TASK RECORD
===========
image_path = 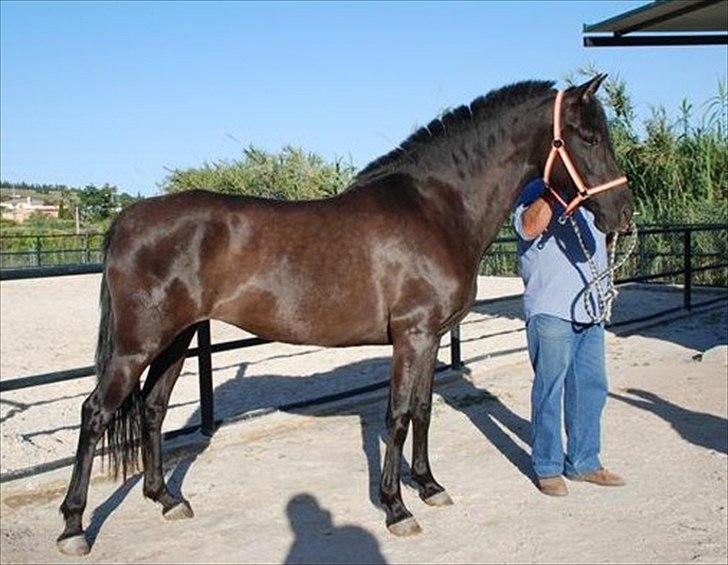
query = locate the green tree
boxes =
[162,145,356,200]
[78,184,116,222]
[56,189,78,220]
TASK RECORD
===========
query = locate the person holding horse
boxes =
[513,177,627,497]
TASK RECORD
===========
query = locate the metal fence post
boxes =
[683,228,692,310]
[35,236,42,267]
[450,325,462,370]
[197,321,215,436]
[84,234,91,264]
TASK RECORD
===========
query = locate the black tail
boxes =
[96,219,144,481]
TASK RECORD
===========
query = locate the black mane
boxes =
[356,80,555,181]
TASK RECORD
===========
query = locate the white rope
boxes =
[569,216,638,324]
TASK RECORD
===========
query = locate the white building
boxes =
[0,196,60,223]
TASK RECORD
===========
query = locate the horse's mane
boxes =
[355,80,556,182]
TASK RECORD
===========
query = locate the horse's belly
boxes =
[211,281,390,347]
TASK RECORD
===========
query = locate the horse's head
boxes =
[549,74,634,234]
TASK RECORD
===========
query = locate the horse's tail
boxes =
[96,218,144,481]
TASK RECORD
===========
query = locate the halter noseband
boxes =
[543,90,628,222]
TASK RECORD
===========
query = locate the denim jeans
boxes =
[526,314,608,478]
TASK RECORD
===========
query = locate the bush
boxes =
[580,69,727,225]
[162,145,357,200]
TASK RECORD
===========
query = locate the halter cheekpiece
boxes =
[543,90,628,223]
[542,89,636,324]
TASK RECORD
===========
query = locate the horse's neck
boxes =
[442,98,552,266]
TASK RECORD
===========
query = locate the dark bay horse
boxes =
[57,76,633,555]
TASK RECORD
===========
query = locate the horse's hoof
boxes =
[387,516,422,537]
[56,534,90,556]
[163,500,194,521]
[423,490,453,507]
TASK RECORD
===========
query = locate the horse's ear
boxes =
[575,73,608,104]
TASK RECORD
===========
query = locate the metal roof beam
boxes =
[584,34,728,47]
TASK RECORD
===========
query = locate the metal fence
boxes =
[0,232,105,270]
[2,223,727,284]
[1,224,726,452]
[479,223,728,288]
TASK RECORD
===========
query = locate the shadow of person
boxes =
[610,388,728,455]
[284,493,387,565]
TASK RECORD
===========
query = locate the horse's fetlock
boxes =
[143,484,163,501]
[60,496,85,517]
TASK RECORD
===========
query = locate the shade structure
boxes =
[583,0,728,47]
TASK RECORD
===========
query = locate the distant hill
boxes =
[1,181,141,207]
[0,181,77,193]
[0,182,74,206]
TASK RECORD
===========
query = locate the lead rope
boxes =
[569,216,639,324]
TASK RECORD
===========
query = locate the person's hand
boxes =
[521,196,554,239]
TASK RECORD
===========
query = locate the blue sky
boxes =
[1,1,726,196]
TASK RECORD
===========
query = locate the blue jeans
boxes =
[526,314,608,478]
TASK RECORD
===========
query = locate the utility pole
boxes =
[75,206,80,235]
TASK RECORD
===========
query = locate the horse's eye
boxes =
[583,134,599,146]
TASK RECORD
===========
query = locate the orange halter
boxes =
[543,90,628,221]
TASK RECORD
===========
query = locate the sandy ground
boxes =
[0,274,727,563]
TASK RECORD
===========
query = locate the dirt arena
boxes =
[1,274,726,563]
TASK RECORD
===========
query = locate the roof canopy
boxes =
[583,0,728,47]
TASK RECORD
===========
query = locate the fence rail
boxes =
[1,224,727,445]
[0,232,104,271]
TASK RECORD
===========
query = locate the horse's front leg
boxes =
[380,328,439,536]
[410,338,453,507]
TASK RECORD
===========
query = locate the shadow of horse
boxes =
[85,353,535,549]
[167,357,534,505]
[168,357,399,509]
[85,475,142,547]
[610,388,727,455]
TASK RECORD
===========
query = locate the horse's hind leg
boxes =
[57,355,148,556]
[411,344,453,507]
[140,325,198,519]
[380,329,439,536]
